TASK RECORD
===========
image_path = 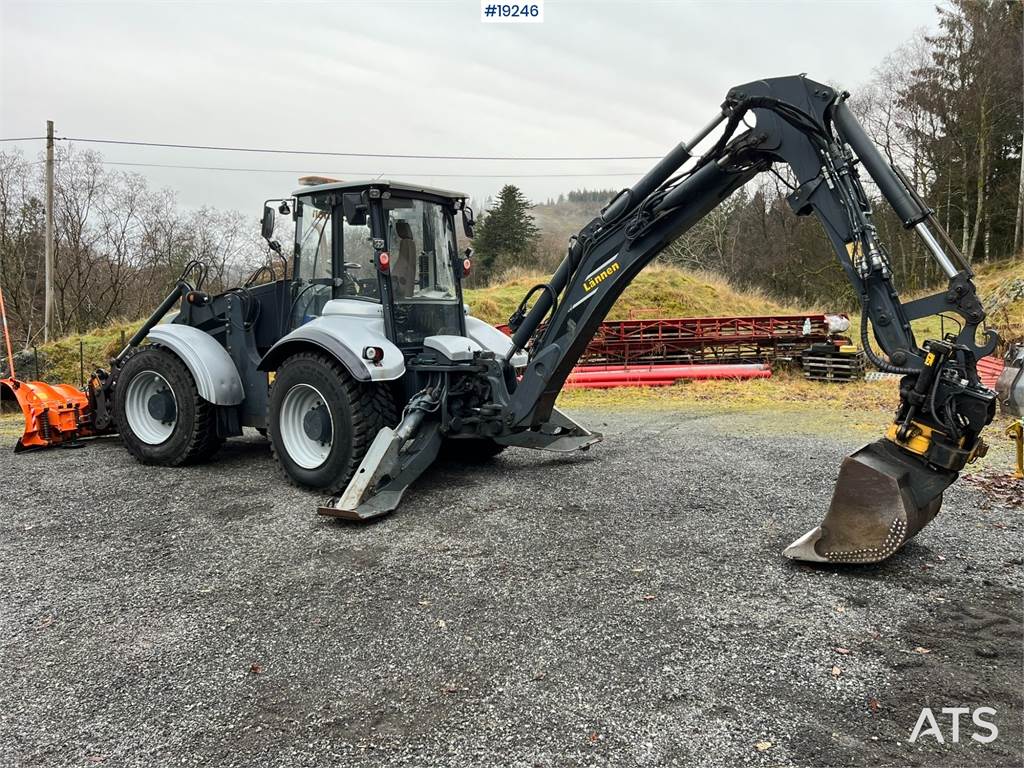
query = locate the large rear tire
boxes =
[114,346,222,465]
[268,352,392,494]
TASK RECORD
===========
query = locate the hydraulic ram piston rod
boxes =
[914,222,959,279]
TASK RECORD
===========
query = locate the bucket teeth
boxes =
[784,439,954,564]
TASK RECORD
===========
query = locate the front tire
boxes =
[114,346,222,465]
[268,353,391,493]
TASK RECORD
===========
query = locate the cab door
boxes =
[291,193,383,329]
[378,196,466,348]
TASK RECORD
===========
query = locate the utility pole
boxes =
[44,119,54,342]
[1016,23,1024,255]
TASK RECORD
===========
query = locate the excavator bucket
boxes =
[0,378,93,451]
[784,439,956,564]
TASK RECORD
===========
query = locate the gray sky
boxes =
[1,0,938,214]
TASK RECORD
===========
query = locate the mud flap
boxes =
[784,439,956,564]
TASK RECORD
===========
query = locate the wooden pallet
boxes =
[802,351,865,382]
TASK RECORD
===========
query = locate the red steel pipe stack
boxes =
[564,363,771,389]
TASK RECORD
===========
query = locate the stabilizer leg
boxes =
[494,407,603,452]
[318,396,442,521]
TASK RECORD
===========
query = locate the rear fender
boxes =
[146,325,244,405]
[257,315,404,381]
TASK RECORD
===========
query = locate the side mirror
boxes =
[261,205,275,240]
[462,206,475,239]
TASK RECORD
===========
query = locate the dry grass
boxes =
[0,411,23,438]
[463,264,793,326]
[558,369,898,417]
[18,319,138,384]
[557,370,1020,477]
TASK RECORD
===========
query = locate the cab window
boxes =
[387,199,457,302]
[386,198,463,345]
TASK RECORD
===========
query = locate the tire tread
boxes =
[115,346,222,466]
[268,352,396,493]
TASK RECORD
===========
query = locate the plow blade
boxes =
[784,439,955,564]
[1,378,95,451]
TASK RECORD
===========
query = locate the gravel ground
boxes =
[0,407,1020,768]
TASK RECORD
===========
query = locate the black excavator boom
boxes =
[328,74,998,564]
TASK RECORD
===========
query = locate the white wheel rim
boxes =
[279,383,334,470]
[124,370,177,445]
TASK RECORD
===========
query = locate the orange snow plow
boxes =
[0,377,99,451]
[0,278,104,451]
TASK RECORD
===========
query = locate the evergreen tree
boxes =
[471,184,540,280]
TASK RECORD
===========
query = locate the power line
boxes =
[100,160,644,179]
[56,136,663,162]
[0,137,46,142]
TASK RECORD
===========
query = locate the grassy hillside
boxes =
[463,264,794,326]
[5,320,137,386]
[976,258,1023,343]
[4,265,792,384]
[8,259,1019,387]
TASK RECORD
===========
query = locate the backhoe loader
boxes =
[1,75,999,564]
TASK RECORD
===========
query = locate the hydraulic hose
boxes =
[508,283,558,334]
[859,306,922,376]
[113,280,190,366]
[833,102,929,230]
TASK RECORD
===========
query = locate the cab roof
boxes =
[292,179,468,201]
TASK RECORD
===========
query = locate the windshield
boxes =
[386,198,462,345]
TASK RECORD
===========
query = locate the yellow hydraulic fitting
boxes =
[1007,419,1023,480]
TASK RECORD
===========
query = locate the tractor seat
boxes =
[393,220,416,298]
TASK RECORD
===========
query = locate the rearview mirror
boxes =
[462,206,475,239]
[261,205,275,240]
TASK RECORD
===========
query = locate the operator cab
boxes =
[288,180,474,349]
